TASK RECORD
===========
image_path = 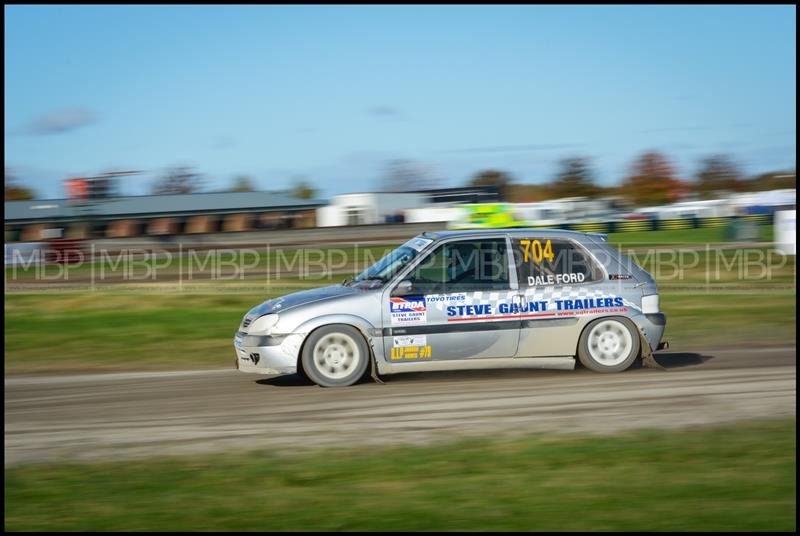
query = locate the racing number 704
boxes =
[520,239,555,264]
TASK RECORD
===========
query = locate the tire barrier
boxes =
[557,214,775,234]
[43,238,85,265]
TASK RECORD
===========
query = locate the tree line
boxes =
[4,166,317,201]
[5,151,796,204]
[464,152,795,206]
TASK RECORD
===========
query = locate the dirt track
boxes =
[4,346,795,466]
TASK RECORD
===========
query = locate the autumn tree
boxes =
[291,178,317,200]
[621,151,683,206]
[695,155,743,198]
[550,157,600,199]
[228,175,256,192]
[468,169,514,200]
[5,167,36,201]
[740,170,796,192]
[151,166,204,195]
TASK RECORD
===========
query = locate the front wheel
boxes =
[577,317,640,373]
[301,325,370,387]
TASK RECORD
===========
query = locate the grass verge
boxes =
[608,225,773,245]
[4,418,796,531]
[4,287,795,374]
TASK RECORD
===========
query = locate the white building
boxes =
[728,189,796,211]
[404,204,466,224]
[637,199,736,220]
[513,197,626,224]
[775,210,796,255]
[316,193,428,227]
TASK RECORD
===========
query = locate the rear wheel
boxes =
[301,325,370,387]
[577,317,640,373]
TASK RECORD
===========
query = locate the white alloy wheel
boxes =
[301,325,370,387]
[312,332,361,380]
[577,317,640,373]
[587,319,633,366]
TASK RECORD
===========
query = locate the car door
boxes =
[510,235,609,357]
[382,236,520,363]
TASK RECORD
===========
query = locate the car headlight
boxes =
[641,294,660,314]
[248,314,280,334]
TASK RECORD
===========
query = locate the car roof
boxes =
[422,228,607,242]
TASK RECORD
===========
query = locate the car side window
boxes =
[403,238,510,294]
[512,237,602,287]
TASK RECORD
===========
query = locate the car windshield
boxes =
[349,236,434,287]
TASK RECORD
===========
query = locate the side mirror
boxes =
[392,280,413,296]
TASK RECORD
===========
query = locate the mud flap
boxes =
[370,355,385,384]
[368,339,385,385]
[637,325,667,371]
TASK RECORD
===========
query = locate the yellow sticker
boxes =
[391,345,432,360]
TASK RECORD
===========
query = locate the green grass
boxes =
[608,225,774,246]
[660,292,796,347]
[4,291,795,374]
[4,418,795,531]
[4,283,795,374]
[627,247,796,286]
[4,291,276,373]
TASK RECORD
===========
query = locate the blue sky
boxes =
[4,5,796,199]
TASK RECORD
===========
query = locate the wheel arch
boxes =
[293,314,379,374]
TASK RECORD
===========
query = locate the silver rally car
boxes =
[234,229,667,387]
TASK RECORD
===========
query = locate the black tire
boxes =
[300,325,370,387]
[577,316,640,373]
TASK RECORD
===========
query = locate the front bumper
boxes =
[233,331,303,374]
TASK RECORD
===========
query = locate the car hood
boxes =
[248,285,364,318]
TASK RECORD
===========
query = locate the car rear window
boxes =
[511,237,603,287]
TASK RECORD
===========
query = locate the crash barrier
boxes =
[43,238,86,264]
[557,214,774,234]
[5,214,775,247]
